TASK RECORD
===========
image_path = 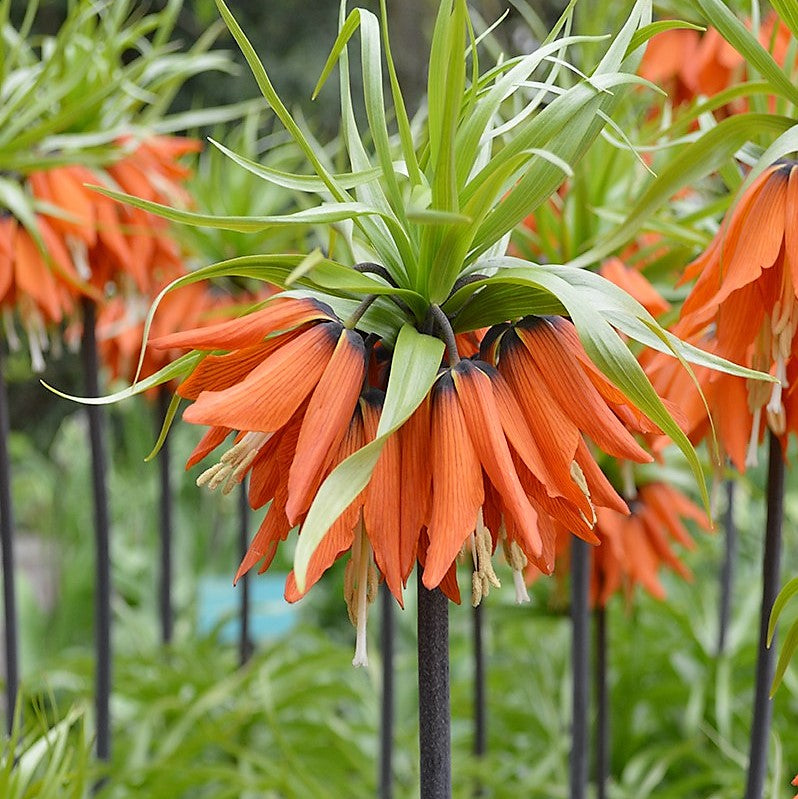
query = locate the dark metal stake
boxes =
[238,478,251,666]
[595,605,609,799]
[570,537,590,799]
[0,346,19,734]
[417,574,451,799]
[744,431,784,799]
[156,387,173,645]
[379,581,395,799]
[81,298,111,765]
[717,479,736,655]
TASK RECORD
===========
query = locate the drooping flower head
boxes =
[527,477,711,608]
[653,161,798,469]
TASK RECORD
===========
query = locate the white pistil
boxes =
[351,517,372,668]
[745,405,762,468]
[766,353,787,434]
[502,534,530,605]
[513,569,530,604]
[66,236,91,280]
[196,431,271,493]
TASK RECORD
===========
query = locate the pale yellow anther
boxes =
[471,571,483,607]
[343,559,357,626]
[469,510,501,607]
[570,460,596,526]
[366,561,378,604]
[196,431,271,494]
[196,461,226,488]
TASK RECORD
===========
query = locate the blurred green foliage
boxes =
[2,395,796,797]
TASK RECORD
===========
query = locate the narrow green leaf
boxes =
[770,0,798,39]
[144,392,183,462]
[771,620,798,696]
[213,0,348,203]
[379,0,422,185]
[91,185,387,231]
[208,138,383,192]
[294,325,444,591]
[43,352,203,406]
[625,20,705,59]
[768,577,798,645]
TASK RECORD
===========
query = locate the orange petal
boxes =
[574,439,629,515]
[417,529,461,604]
[14,226,62,321]
[286,329,366,524]
[151,297,334,351]
[399,397,431,583]
[0,217,17,302]
[517,318,652,463]
[234,499,289,583]
[497,328,581,481]
[423,373,484,589]
[177,334,299,400]
[453,360,542,558]
[600,258,670,317]
[284,512,357,602]
[361,393,404,603]
[186,425,231,469]
[183,323,338,432]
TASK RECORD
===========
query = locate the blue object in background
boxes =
[197,573,297,643]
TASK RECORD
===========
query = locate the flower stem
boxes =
[238,478,252,666]
[156,386,173,645]
[344,294,378,330]
[0,344,19,735]
[473,601,486,797]
[744,431,784,799]
[570,537,590,799]
[595,604,609,799]
[717,479,737,655]
[81,298,111,765]
[379,582,395,799]
[430,305,459,366]
[417,574,451,799]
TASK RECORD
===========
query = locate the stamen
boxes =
[571,460,596,526]
[25,319,46,373]
[343,558,357,626]
[195,432,271,493]
[66,236,91,280]
[470,510,500,607]
[620,461,637,502]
